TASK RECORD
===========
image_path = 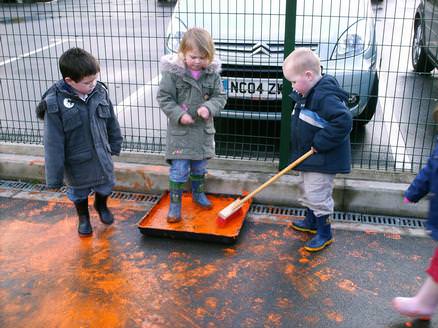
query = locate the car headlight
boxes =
[165,17,187,53]
[332,19,371,59]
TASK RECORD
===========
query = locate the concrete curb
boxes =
[0,142,428,218]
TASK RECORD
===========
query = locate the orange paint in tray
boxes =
[137,191,251,243]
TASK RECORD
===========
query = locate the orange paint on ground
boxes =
[315,268,335,282]
[299,258,310,264]
[276,297,292,308]
[348,250,367,259]
[266,313,282,326]
[303,315,320,325]
[205,297,218,309]
[298,248,309,257]
[384,233,402,240]
[227,267,238,278]
[223,248,236,255]
[323,298,335,307]
[137,192,251,242]
[338,279,357,293]
[284,263,321,299]
[325,310,344,322]
[284,263,295,274]
[195,307,208,318]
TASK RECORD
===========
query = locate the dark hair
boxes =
[59,48,100,82]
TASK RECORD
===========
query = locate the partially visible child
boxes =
[36,47,123,237]
[282,48,352,252]
[157,27,227,223]
[392,105,438,320]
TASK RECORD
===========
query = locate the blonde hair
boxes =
[283,48,321,76]
[178,27,215,64]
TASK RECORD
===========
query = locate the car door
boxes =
[424,0,438,63]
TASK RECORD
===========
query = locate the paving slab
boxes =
[0,193,437,328]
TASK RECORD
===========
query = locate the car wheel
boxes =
[412,18,435,73]
[353,73,379,127]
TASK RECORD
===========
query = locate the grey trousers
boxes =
[298,172,335,217]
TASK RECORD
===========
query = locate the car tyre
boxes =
[353,73,379,127]
[412,18,435,73]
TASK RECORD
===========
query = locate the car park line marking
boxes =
[381,96,412,170]
[115,74,161,115]
[0,38,76,67]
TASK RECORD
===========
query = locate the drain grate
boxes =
[110,191,160,203]
[249,204,426,229]
[0,179,159,204]
[0,179,426,229]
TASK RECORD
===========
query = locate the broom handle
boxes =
[235,149,314,207]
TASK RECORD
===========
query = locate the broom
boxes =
[217,149,315,224]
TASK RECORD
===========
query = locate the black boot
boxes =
[74,199,92,236]
[94,193,114,225]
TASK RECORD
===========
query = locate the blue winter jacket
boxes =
[405,140,438,241]
[36,80,123,189]
[289,75,352,174]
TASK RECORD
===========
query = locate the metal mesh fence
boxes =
[0,0,437,172]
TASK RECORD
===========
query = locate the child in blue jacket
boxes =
[392,107,438,319]
[282,48,352,252]
[36,48,123,237]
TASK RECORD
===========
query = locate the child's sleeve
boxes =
[201,74,227,116]
[312,95,352,152]
[404,156,432,202]
[157,72,185,124]
[43,108,65,188]
[106,98,123,156]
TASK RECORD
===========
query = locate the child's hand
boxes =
[197,106,210,120]
[180,113,194,125]
[403,197,411,204]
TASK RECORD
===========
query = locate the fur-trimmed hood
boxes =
[159,53,222,76]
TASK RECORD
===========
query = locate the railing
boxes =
[0,0,437,172]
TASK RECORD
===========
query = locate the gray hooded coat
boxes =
[37,80,123,189]
[157,54,227,161]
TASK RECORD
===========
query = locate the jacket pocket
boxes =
[176,81,190,101]
[97,103,111,119]
[204,126,216,134]
[62,109,82,132]
[202,83,214,100]
[171,129,188,136]
[68,150,92,164]
[304,152,325,166]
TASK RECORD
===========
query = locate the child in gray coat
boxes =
[36,48,123,237]
[157,27,227,223]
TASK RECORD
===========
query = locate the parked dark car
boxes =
[412,0,438,73]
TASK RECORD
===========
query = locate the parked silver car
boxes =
[164,0,379,153]
[412,0,438,73]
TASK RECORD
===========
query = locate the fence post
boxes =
[279,0,297,169]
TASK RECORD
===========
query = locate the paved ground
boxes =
[0,188,437,328]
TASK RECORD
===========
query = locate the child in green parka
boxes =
[157,27,227,223]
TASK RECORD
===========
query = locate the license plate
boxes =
[222,78,283,100]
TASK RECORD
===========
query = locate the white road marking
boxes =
[0,38,78,67]
[380,94,412,170]
[115,74,161,115]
